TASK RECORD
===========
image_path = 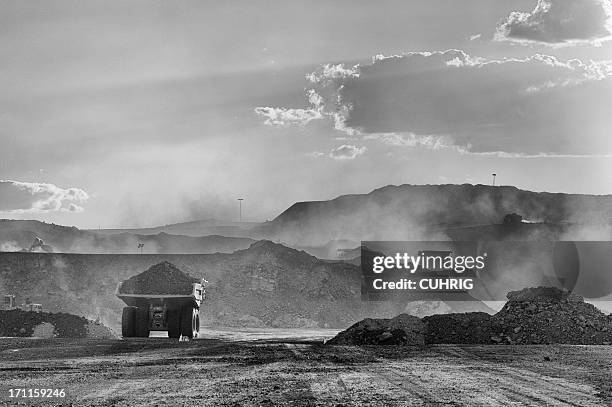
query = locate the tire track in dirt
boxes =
[286,344,364,405]
[283,343,307,358]
[424,346,602,406]
[475,365,600,406]
[353,359,603,406]
[304,344,602,406]
[373,367,451,405]
[309,374,354,405]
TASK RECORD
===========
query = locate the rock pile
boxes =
[327,314,425,346]
[119,261,200,295]
[491,287,612,345]
[423,312,500,344]
[0,310,115,338]
[330,287,612,346]
[86,320,116,339]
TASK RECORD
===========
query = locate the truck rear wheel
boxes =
[180,306,198,338]
[121,307,136,338]
[134,308,150,338]
[167,309,181,338]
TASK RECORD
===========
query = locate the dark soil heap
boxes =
[423,312,501,344]
[492,287,612,345]
[327,314,425,346]
[0,309,111,338]
[330,287,612,346]
[119,261,200,295]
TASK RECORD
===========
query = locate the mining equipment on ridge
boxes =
[116,261,205,339]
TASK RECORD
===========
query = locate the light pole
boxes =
[237,198,244,222]
[492,173,497,186]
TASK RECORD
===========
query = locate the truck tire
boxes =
[194,308,200,338]
[167,309,181,338]
[134,308,150,338]
[180,306,198,338]
[122,307,136,338]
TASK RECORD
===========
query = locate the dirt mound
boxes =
[327,314,425,346]
[423,287,612,345]
[423,312,500,344]
[86,321,116,339]
[506,286,574,302]
[0,310,114,338]
[337,287,612,346]
[119,261,200,295]
[491,287,612,345]
[422,287,612,345]
[404,299,494,318]
[32,322,56,338]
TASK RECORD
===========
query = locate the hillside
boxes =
[92,219,259,238]
[0,220,254,254]
[4,184,612,255]
[0,241,491,330]
[253,184,612,246]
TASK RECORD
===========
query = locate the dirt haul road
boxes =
[0,338,610,406]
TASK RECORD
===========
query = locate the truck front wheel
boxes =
[121,307,136,338]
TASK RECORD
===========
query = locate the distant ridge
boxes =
[91,218,260,238]
[253,184,612,245]
[0,219,255,254]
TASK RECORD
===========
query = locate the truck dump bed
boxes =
[115,281,204,308]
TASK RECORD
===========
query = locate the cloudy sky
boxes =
[1,0,611,228]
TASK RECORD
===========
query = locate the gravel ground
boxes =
[0,337,611,406]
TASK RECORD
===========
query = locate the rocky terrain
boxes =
[0,309,114,338]
[334,287,612,346]
[1,338,611,406]
[492,287,612,345]
[423,312,499,344]
[327,314,425,346]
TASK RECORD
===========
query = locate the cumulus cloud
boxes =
[254,106,322,126]
[258,49,612,156]
[329,145,366,160]
[363,133,457,150]
[0,180,89,213]
[496,0,612,45]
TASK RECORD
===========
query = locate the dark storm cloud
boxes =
[497,0,612,45]
[0,180,89,213]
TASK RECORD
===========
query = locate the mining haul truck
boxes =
[115,281,204,339]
